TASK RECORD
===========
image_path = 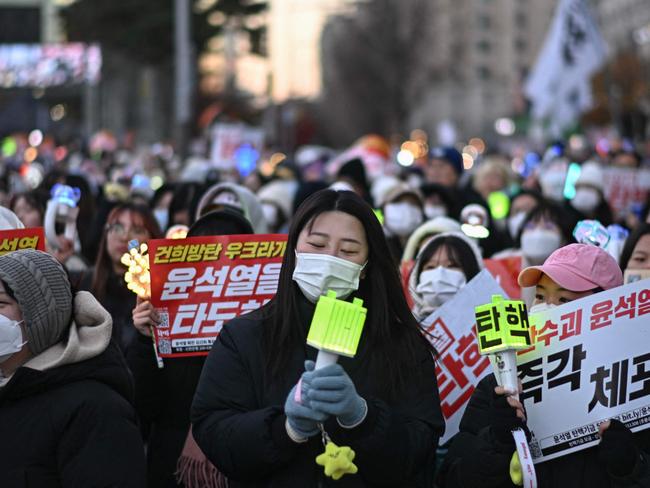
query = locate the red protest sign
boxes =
[149,234,287,358]
[0,227,46,255]
[484,256,522,299]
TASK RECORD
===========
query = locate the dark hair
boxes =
[263,190,434,395]
[91,203,162,301]
[508,189,544,217]
[9,190,48,222]
[515,202,576,248]
[619,223,650,271]
[420,183,461,219]
[168,183,204,227]
[415,235,481,282]
[187,209,254,237]
[151,183,176,209]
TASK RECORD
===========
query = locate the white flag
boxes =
[525,0,607,134]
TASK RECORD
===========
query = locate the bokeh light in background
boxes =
[469,137,486,154]
[563,162,582,200]
[54,146,68,162]
[488,191,510,220]
[462,152,474,170]
[1,137,17,157]
[50,104,66,121]
[28,130,43,147]
[494,118,515,136]
[397,149,414,167]
[259,152,286,177]
[24,147,38,163]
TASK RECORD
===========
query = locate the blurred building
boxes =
[267,0,558,141]
[410,0,557,139]
[268,0,355,101]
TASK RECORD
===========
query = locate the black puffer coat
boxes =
[0,342,146,487]
[191,299,444,488]
[437,374,650,488]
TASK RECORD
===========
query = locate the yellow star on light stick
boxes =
[315,440,358,480]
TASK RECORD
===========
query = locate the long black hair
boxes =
[262,189,435,394]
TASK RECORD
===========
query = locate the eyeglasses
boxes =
[107,223,149,240]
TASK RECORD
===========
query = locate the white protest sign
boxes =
[421,269,507,444]
[518,278,650,463]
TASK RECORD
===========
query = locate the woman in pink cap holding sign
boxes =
[437,244,650,488]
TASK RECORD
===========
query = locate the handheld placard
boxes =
[121,240,163,369]
[307,290,367,369]
[475,294,531,397]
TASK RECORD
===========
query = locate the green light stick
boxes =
[307,290,367,369]
[475,294,538,487]
[475,294,532,397]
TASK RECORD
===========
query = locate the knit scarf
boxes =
[176,428,228,488]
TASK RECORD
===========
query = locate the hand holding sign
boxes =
[122,240,163,368]
[475,295,536,488]
[476,295,532,396]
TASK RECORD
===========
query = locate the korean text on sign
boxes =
[420,269,508,444]
[149,234,287,358]
[518,279,650,464]
[0,227,45,255]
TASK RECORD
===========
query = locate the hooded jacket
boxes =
[0,291,146,488]
[195,182,269,234]
[408,231,484,321]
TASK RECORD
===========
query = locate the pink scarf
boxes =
[176,428,228,488]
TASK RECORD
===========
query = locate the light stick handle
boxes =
[315,350,338,370]
[492,349,519,400]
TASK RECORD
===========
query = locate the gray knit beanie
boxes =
[0,250,72,355]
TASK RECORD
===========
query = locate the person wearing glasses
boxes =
[79,203,162,355]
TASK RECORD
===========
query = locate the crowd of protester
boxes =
[0,131,649,487]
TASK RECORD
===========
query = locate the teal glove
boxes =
[307,363,367,427]
[284,360,327,440]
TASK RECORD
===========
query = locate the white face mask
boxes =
[384,202,423,237]
[153,208,168,231]
[529,302,557,314]
[416,266,467,308]
[0,314,25,364]
[292,253,365,303]
[571,188,600,213]
[507,212,527,240]
[521,229,562,263]
[540,171,566,202]
[424,204,447,220]
[261,203,279,229]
